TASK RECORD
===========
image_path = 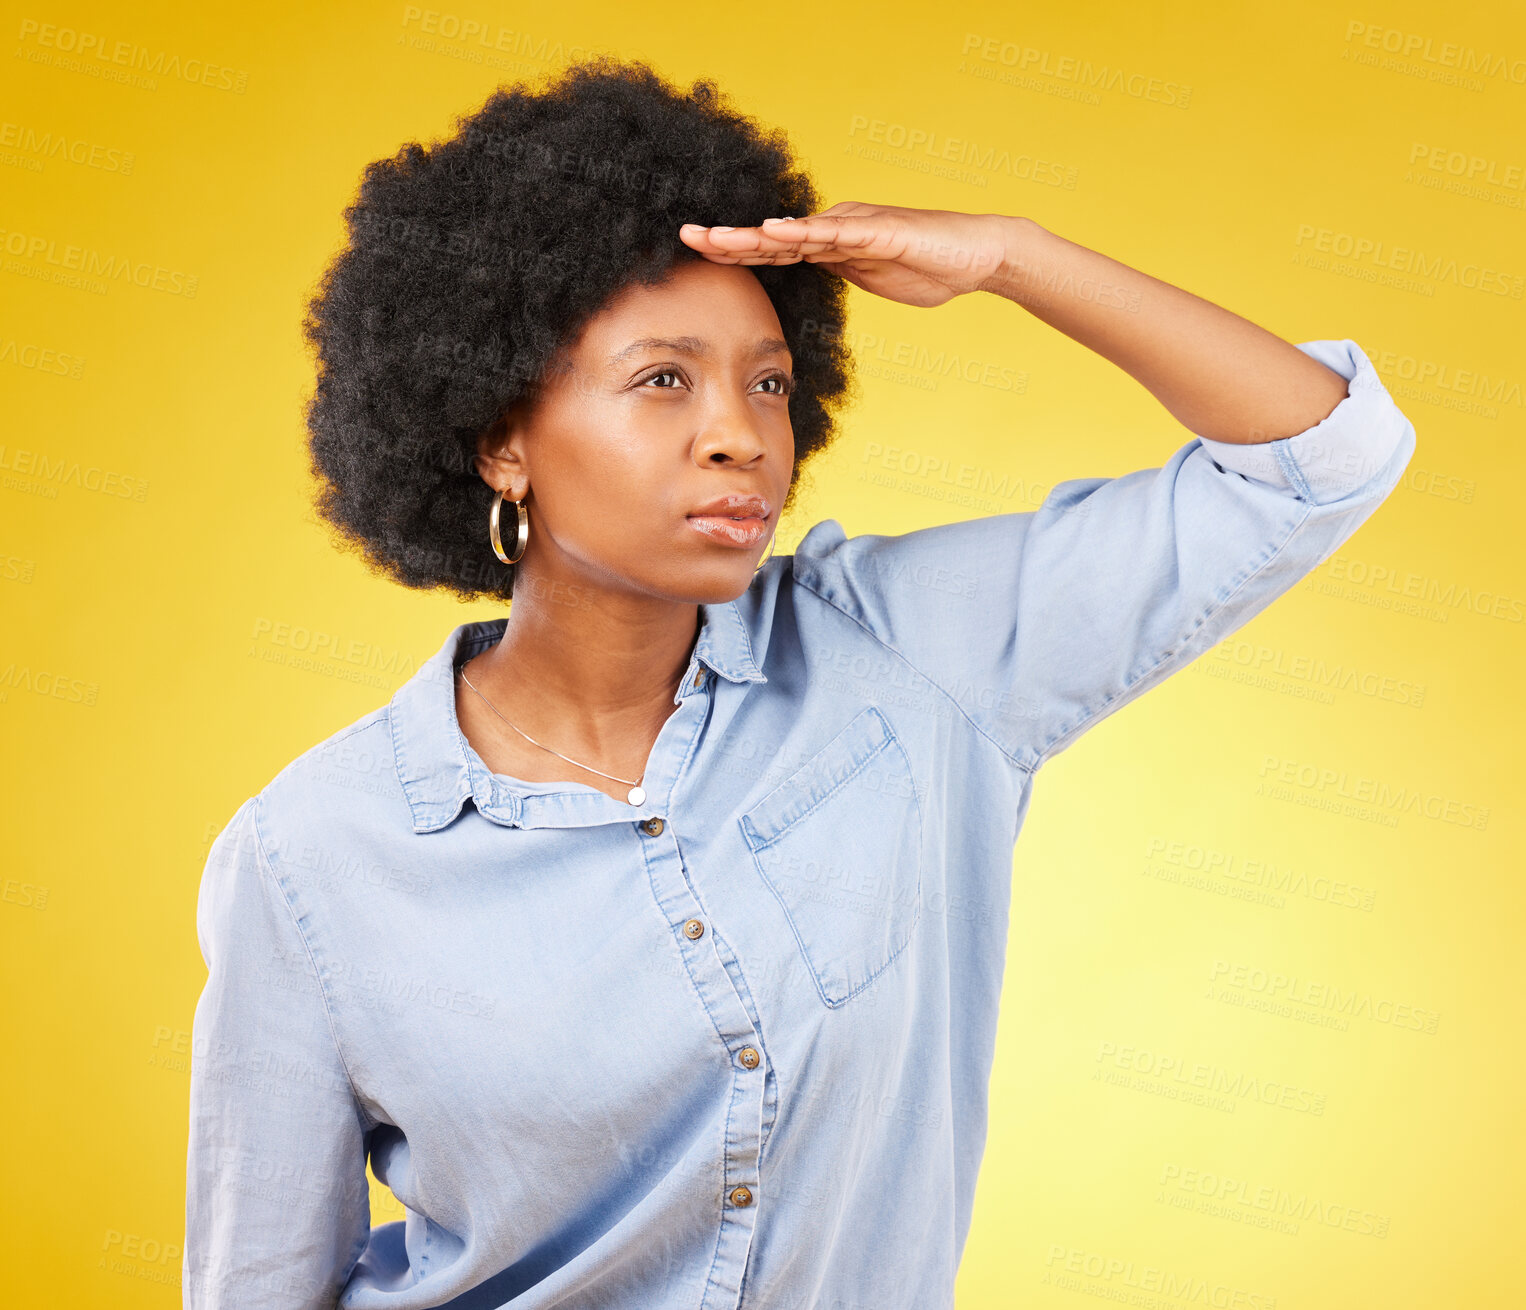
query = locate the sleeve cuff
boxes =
[1195,338,1415,506]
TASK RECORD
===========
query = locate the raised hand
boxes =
[678,201,1013,308]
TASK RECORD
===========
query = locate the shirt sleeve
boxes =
[789,337,1417,774]
[183,796,373,1309]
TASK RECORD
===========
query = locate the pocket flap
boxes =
[739,706,898,850]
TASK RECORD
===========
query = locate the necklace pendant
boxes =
[627,785,646,806]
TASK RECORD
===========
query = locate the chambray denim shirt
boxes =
[184,339,1415,1310]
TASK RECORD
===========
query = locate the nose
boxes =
[691,390,773,467]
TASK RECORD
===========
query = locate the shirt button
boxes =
[692,669,706,689]
[738,1046,760,1070]
[729,1185,753,1208]
[683,918,705,940]
[640,817,665,837]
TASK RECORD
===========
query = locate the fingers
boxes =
[678,212,881,266]
[761,214,879,248]
[679,223,826,256]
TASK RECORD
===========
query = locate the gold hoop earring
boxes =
[489,489,529,564]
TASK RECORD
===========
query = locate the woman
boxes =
[183,56,1415,1310]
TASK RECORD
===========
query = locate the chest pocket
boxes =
[738,706,923,1008]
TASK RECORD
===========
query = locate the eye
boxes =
[756,372,794,396]
[639,368,684,389]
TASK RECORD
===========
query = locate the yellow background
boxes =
[2,0,1521,1305]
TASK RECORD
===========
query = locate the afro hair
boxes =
[300,54,858,603]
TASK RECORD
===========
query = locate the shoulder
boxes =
[785,516,848,584]
[264,703,397,795]
[245,704,407,859]
[782,511,1031,626]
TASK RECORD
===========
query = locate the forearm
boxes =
[981,216,1350,444]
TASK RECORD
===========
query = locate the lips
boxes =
[686,493,772,520]
[685,493,773,548]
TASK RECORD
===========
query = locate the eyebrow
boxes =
[606,335,792,368]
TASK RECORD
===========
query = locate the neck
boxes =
[466,565,702,751]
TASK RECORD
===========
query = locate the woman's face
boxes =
[477,257,798,606]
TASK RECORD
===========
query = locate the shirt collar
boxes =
[388,597,768,834]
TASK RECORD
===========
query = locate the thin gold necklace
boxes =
[457,663,649,806]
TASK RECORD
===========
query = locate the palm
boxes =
[828,254,960,308]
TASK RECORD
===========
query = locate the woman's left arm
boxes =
[679,204,1349,445]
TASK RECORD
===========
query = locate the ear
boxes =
[474,403,530,497]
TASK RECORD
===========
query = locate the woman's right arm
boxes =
[788,336,1416,774]
[183,796,372,1309]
